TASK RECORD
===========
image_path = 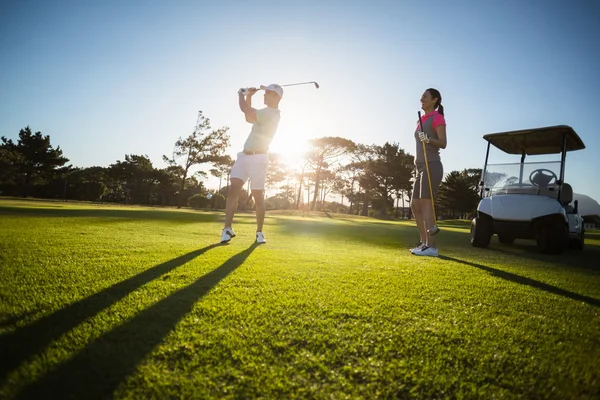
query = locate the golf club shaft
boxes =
[280,81,318,87]
[418,111,439,228]
[243,82,319,94]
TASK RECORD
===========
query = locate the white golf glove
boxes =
[238,87,257,96]
[418,131,431,143]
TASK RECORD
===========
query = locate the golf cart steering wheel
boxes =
[528,169,558,187]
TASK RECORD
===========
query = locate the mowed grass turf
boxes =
[0,198,599,399]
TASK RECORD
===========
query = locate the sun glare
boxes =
[268,128,312,170]
[267,87,331,171]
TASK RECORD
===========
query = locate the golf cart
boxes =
[470,125,586,254]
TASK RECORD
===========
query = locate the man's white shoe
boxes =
[256,232,266,244]
[220,228,236,244]
[412,246,438,257]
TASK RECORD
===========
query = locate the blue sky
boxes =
[1,0,599,200]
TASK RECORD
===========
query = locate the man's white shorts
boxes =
[229,152,269,190]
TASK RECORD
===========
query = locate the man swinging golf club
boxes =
[220,83,283,244]
[410,88,447,257]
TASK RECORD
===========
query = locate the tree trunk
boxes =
[402,191,406,219]
[22,171,32,198]
[63,177,68,200]
[361,192,369,216]
[379,187,388,216]
[295,172,304,210]
[178,169,188,208]
[296,167,304,210]
[311,168,321,211]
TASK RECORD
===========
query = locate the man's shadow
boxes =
[0,243,222,384]
[440,255,600,308]
[13,243,258,400]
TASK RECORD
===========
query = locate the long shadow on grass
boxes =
[426,221,600,272]
[0,205,221,223]
[15,243,257,400]
[484,240,600,272]
[0,310,37,330]
[440,255,600,308]
[0,243,221,384]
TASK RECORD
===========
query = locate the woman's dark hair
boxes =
[426,88,444,116]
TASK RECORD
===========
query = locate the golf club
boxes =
[241,81,319,95]
[280,81,319,89]
[418,111,440,236]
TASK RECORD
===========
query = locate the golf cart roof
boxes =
[482,125,585,155]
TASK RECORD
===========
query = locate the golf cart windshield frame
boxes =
[478,125,585,198]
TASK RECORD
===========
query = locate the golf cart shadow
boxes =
[438,255,600,308]
[486,238,600,271]
[470,125,587,255]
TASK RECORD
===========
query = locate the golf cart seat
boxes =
[560,182,573,207]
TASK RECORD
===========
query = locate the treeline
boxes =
[0,110,483,219]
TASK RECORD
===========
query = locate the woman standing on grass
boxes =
[410,88,447,257]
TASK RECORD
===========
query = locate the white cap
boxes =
[260,84,283,98]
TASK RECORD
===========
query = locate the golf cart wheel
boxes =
[470,217,492,248]
[536,220,568,255]
[497,234,515,245]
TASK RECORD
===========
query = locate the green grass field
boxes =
[1,198,599,399]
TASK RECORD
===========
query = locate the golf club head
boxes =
[428,225,440,235]
[313,82,320,89]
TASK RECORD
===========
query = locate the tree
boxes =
[0,140,21,189]
[436,169,481,219]
[306,137,356,211]
[1,127,70,197]
[330,166,349,206]
[294,160,310,210]
[209,154,234,193]
[152,166,182,206]
[108,154,156,204]
[374,142,414,216]
[163,111,230,206]
[338,144,371,214]
[350,142,414,217]
[317,169,337,209]
[479,169,507,194]
[266,152,288,191]
[62,166,108,202]
[80,167,109,202]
